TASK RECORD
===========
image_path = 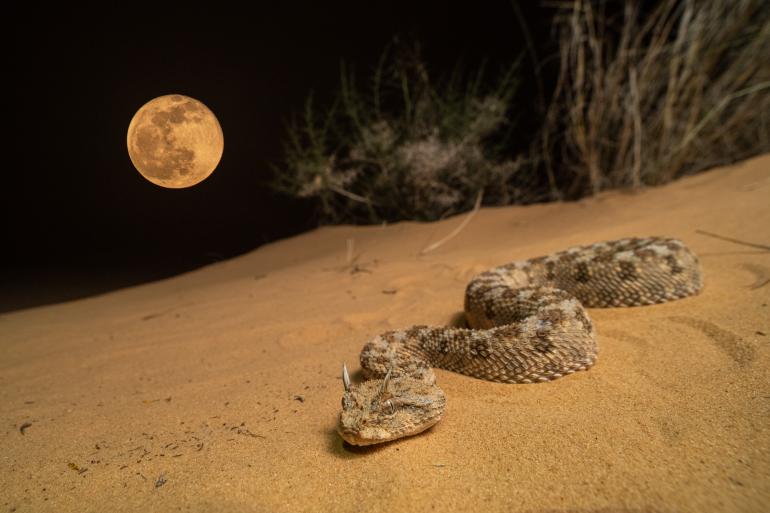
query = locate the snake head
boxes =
[337,364,446,446]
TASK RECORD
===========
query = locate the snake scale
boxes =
[338,237,702,445]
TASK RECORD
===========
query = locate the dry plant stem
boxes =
[420,191,483,255]
[674,82,770,154]
[629,67,642,188]
[346,239,355,265]
[695,230,770,251]
[330,185,372,205]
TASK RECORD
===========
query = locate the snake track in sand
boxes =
[338,237,703,445]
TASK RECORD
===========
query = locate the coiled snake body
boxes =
[338,237,702,445]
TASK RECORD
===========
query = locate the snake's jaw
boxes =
[338,376,446,446]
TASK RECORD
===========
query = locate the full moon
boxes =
[127,94,224,188]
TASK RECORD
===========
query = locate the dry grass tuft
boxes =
[536,0,770,199]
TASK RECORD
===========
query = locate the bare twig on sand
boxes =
[696,230,770,251]
[336,238,374,274]
[346,238,355,265]
[420,191,483,255]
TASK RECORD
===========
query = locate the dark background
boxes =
[5,2,550,312]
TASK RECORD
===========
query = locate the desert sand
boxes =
[2,155,769,513]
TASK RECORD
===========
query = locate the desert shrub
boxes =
[272,43,525,223]
[535,0,770,199]
[273,1,770,222]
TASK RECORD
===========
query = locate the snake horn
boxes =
[378,368,392,396]
[342,363,351,392]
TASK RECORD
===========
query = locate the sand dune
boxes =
[1,155,769,512]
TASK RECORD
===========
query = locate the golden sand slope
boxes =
[1,155,769,513]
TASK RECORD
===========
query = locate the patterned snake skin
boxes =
[338,237,703,445]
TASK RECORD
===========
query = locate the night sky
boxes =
[6,2,547,311]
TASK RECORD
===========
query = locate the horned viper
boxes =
[338,237,702,445]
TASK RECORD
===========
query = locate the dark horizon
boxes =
[6,3,549,311]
